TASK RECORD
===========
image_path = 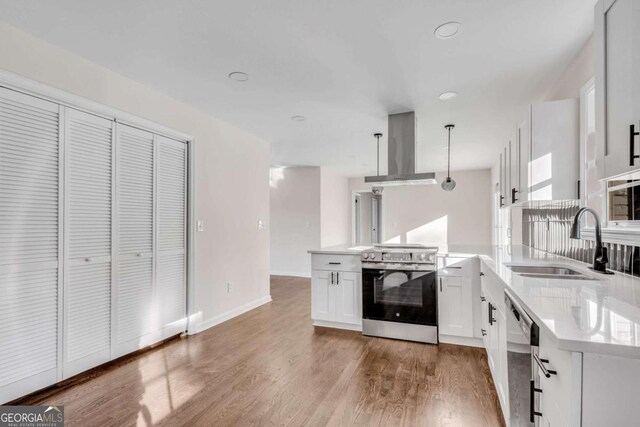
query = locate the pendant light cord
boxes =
[374,133,382,177]
[446,126,451,178]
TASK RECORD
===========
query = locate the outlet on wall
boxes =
[227,282,233,293]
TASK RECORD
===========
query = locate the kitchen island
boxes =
[308,243,640,426]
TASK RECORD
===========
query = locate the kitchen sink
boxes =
[506,264,598,281]
[506,265,583,275]
[518,273,594,280]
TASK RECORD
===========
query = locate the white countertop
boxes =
[308,243,640,358]
[479,245,640,359]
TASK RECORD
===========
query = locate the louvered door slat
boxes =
[63,108,113,378]
[156,136,186,335]
[115,124,155,357]
[0,88,60,404]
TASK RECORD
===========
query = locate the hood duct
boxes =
[364,111,437,186]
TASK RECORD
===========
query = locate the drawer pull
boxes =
[328,262,342,265]
[534,354,557,378]
[447,266,462,269]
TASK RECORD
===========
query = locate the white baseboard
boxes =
[439,334,485,348]
[270,271,311,278]
[190,295,272,335]
[313,319,362,332]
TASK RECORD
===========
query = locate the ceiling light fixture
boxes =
[228,71,249,82]
[439,91,458,101]
[291,115,306,121]
[434,22,461,39]
[441,124,457,192]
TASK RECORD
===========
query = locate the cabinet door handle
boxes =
[577,179,581,200]
[480,296,486,302]
[439,278,442,292]
[336,272,339,285]
[330,272,334,285]
[481,328,487,336]
[511,187,518,203]
[533,353,557,378]
[530,379,543,422]
[630,124,639,166]
[488,303,495,326]
[499,194,505,207]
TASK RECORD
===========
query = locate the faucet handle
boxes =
[599,246,609,265]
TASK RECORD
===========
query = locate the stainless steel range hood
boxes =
[365,112,437,186]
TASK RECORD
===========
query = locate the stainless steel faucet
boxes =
[569,207,612,274]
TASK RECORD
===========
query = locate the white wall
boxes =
[0,22,271,333]
[349,170,492,247]
[320,166,350,248]
[546,35,594,101]
[269,167,321,277]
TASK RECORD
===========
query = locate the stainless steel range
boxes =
[361,244,439,344]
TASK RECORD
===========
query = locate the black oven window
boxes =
[373,271,425,308]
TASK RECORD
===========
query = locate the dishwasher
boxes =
[504,290,542,426]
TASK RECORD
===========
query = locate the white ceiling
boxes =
[0,0,595,177]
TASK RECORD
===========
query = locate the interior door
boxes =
[0,88,62,402]
[114,124,155,357]
[63,108,114,378]
[156,135,187,338]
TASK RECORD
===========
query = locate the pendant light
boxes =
[441,124,456,191]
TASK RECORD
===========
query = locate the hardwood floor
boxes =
[16,276,504,426]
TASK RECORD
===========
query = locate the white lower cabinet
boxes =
[480,263,509,424]
[438,258,475,337]
[537,330,582,427]
[311,254,361,329]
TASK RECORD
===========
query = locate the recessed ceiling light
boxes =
[439,91,458,101]
[228,71,249,82]
[434,22,461,39]
[291,116,306,122]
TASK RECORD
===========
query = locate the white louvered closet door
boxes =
[115,124,155,357]
[156,136,187,338]
[63,108,113,378]
[0,88,61,403]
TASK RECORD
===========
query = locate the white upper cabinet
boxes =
[501,99,579,205]
[595,0,640,180]
[529,99,580,201]
[516,118,530,203]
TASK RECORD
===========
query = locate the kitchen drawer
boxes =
[438,257,472,277]
[311,254,361,272]
[480,262,506,314]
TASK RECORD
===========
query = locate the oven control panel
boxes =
[361,249,437,264]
